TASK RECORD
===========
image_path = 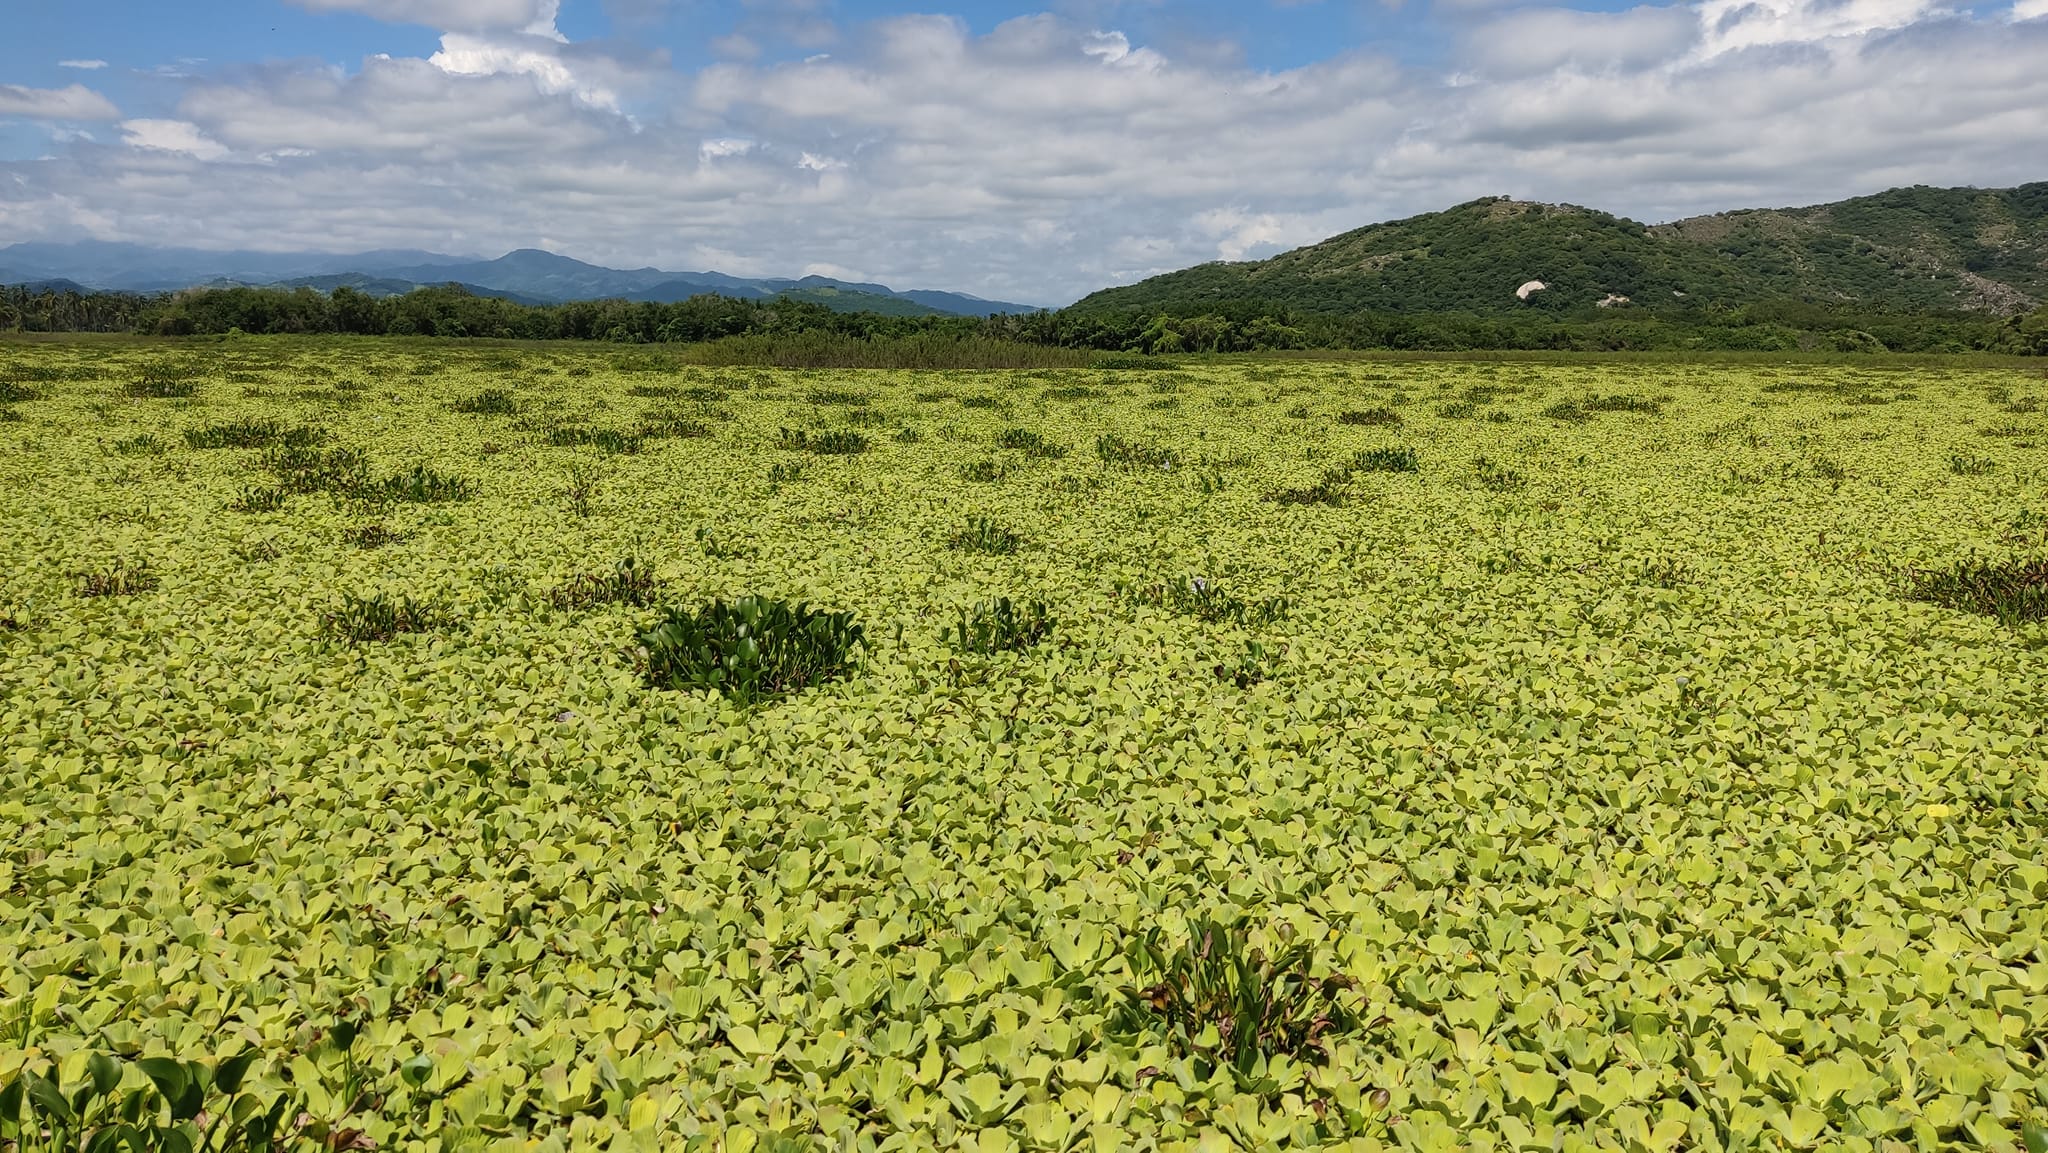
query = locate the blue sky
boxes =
[4,0,2047,302]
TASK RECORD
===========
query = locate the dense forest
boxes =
[2,280,2044,356]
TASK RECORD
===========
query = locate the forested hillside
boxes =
[1075,184,2048,318]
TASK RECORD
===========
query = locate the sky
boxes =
[3,0,2046,305]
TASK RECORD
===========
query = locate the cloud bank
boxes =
[3,2,2046,303]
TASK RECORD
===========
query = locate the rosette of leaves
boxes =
[76,559,158,598]
[323,592,450,644]
[0,1051,301,1153]
[947,516,1022,556]
[639,597,864,704]
[947,597,1054,655]
[1119,919,1377,1078]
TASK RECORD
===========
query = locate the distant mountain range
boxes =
[0,242,1040,318]
[1074,182,2048,317]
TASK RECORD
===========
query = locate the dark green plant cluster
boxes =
[112,433,167,455]
[229,486,289,513]
[265,445,371,494]
[639,597,864,704]
[76,559,158,598]
[638,413,713,440]
[1267,471,1353,507]
[123,364,198,399]
[1629,556,1693,589]
[1578,393,1664,414]
[1214,640,1276,688]
[775,428,870,455]
[948,516,1023,556]
[372,464,476,504]
[0,1051,303,1153]
[0,406,21,424]
[1906,558,2048,626]
[806,388,872,407]
[1095,434,1180,471]
[892,426,923,444]
[959,459,1012,483]
[958,395,1001,410]
[994,427,1067,459]
[1124,576,1289,625]
[1335,407,1401,427]
[546,425,642,454]
[1474,456,1527,492]
[1948,452,1998,476]
[548,556,664,611]
[185,419,328,450]
[1344,447,1421,474]
[1119,919,1373,1076]
[947,597,1055,655]
[323,592,450,644]
[0,380,42,403]
[343,523,408,549]
[452,388,519,415]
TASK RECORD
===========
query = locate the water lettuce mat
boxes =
[2,343,2046,1151]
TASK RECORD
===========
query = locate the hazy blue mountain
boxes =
[0,241,1044,316]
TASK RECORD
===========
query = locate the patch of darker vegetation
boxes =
[947,597,1055,655]
[323,592,452,644]
[548,557,664,611]
[1096,434,1180,471]
[452,389,519,415]
[1906,559,2048,627]
[1336,407,1401,427]
[546,425,642,455]
[947,516,1023,556]
[777,428,869,455]
[1117,918,1376,1074]
[994,428,1068,459]
[76,559,159,598]
[1122,575,1289,625]
[637,413,714,440]
[122,365,198,399]
[184,419,329,450]
[639,597,864,704]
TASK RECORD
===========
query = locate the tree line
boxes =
[2,282,2043,356]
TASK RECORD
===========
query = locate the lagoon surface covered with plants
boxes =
[3,340,2047,1151]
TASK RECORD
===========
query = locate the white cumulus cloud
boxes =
[58,60,110,71]
[119,119,231,160]
[0,83,120,121]
[289,0,562,34]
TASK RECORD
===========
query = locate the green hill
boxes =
[1073,183,2048,317]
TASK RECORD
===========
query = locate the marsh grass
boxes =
[323,593,452,644]
[947,597,1055,655]
[547,557,664,611]
[76,559,158,598]
[1906,559,2048,627]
